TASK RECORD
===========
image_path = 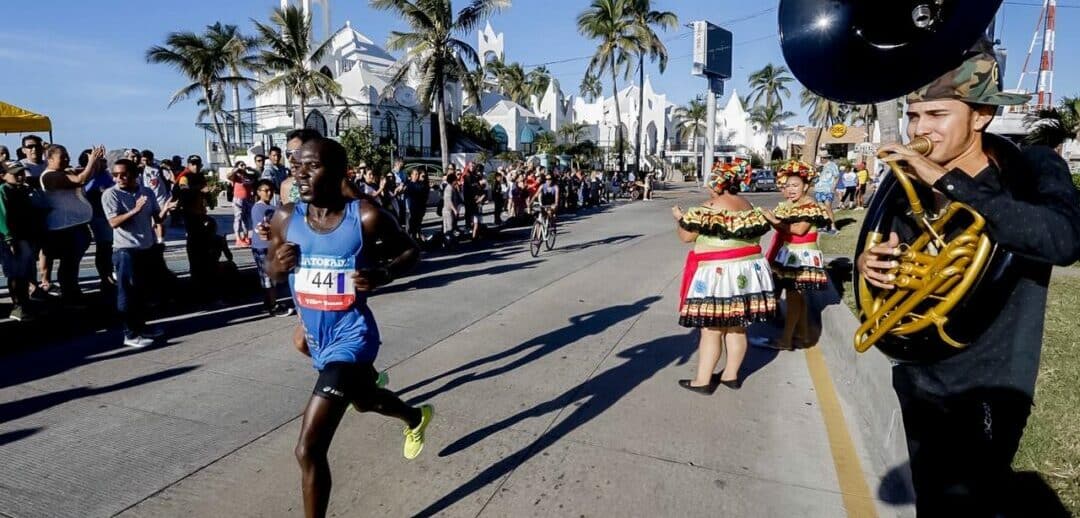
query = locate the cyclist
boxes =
[537,174,560,227]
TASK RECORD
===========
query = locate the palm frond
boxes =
[455,0,511,35]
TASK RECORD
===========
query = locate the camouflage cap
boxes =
[906,37,1031,106]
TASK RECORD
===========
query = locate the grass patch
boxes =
[819,208,1080,512]
[819,209,866,314]
[1014,275,1080,513]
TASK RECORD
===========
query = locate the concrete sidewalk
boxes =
[0,185,902,517]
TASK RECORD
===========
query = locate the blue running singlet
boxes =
[287,200,381,370]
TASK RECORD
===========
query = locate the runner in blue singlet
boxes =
[266,138,431,518]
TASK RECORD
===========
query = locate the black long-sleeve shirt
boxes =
[890,144,1080,398]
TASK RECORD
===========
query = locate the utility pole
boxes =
[703,78,722,184]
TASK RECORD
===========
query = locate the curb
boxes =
[808,286,916,517]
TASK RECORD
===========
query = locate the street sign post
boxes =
[692,21,734,184]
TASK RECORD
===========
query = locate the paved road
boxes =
[0,184,899,517]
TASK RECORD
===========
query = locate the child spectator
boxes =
[251,179,292,317]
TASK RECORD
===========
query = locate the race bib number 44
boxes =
[295,254,355,311]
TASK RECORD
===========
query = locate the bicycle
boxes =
[529,206,557,257]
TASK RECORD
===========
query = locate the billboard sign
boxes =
[692,21,733,79]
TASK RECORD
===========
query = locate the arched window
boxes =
[491,125,508,152]
[404,116,423,155]
[305,110,327,137]
[518,126,536,155]
[319,65,334,80]
[336,110,360,136]
[379,113,399,148]
[646,122,658,155]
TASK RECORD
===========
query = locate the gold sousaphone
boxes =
[777,0,1009,361]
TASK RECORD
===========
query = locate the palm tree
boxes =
[253,5,343,127]
[372,0,509,173]
[578,0,639,176]
[195,87,226,125]
[747,63,794,111]
[484,55,507,82]
[206,23,260,146]
[627,0,676,168]
[749,103,795,152]
[672,95,707,172]
[579,73,603,102]
[1024,96,1080,149]
[558,121,589,145]
[800,89,848,128]
[847,104,875,129]
[147,29,246,154]
[495,61,530,104]
[526,65,552,101]
[534,130,557,153]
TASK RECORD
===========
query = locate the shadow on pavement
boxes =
[413,332,695,517]
[0,366,198,425]
[0,427,42,447]
[0,300,267,390]
[378,260,543,295]
[399,296,662,404]
[826,257,854,302]
[878,460,1071,517]
[546,234,643,255]
[878,460,916,505]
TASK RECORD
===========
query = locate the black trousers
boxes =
[407,203,425,237]
[894,373,1036,517]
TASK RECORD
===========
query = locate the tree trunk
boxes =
[437,86,450,173]
[693,128,700,177]
[876,99,901,145]
[299,94,307,129]
[611,55,624,177]
[205,89,230,163]
[233,83,243,148]
[635,54,644,174]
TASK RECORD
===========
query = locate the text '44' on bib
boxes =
[295,254,355,311]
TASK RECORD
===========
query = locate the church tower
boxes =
[280,0,332,46]
[478,21,504,64]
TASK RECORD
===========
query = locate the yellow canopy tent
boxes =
[0,101,52,142]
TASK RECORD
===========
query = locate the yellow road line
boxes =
[804,345,879,518]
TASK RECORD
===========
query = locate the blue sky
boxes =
[3,0,1077,158]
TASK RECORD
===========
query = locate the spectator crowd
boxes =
[2,130,659,347]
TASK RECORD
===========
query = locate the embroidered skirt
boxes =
[679,247,778,328]
[771,244,829,291]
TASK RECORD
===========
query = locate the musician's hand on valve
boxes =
[857,231,902,290]
[877,143,949,187]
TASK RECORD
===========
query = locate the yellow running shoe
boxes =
[403,405,433,460]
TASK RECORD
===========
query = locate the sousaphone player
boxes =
[857,39,1080,515]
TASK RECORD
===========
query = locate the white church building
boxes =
[209,1,771,172]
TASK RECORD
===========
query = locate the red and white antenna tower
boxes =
[1017,0,1056,109]
[1036,0,1056,108]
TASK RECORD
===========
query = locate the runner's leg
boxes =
[295,395,347,518]
[353,384,422,428]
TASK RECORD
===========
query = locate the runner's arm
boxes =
[266,203,297,282]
